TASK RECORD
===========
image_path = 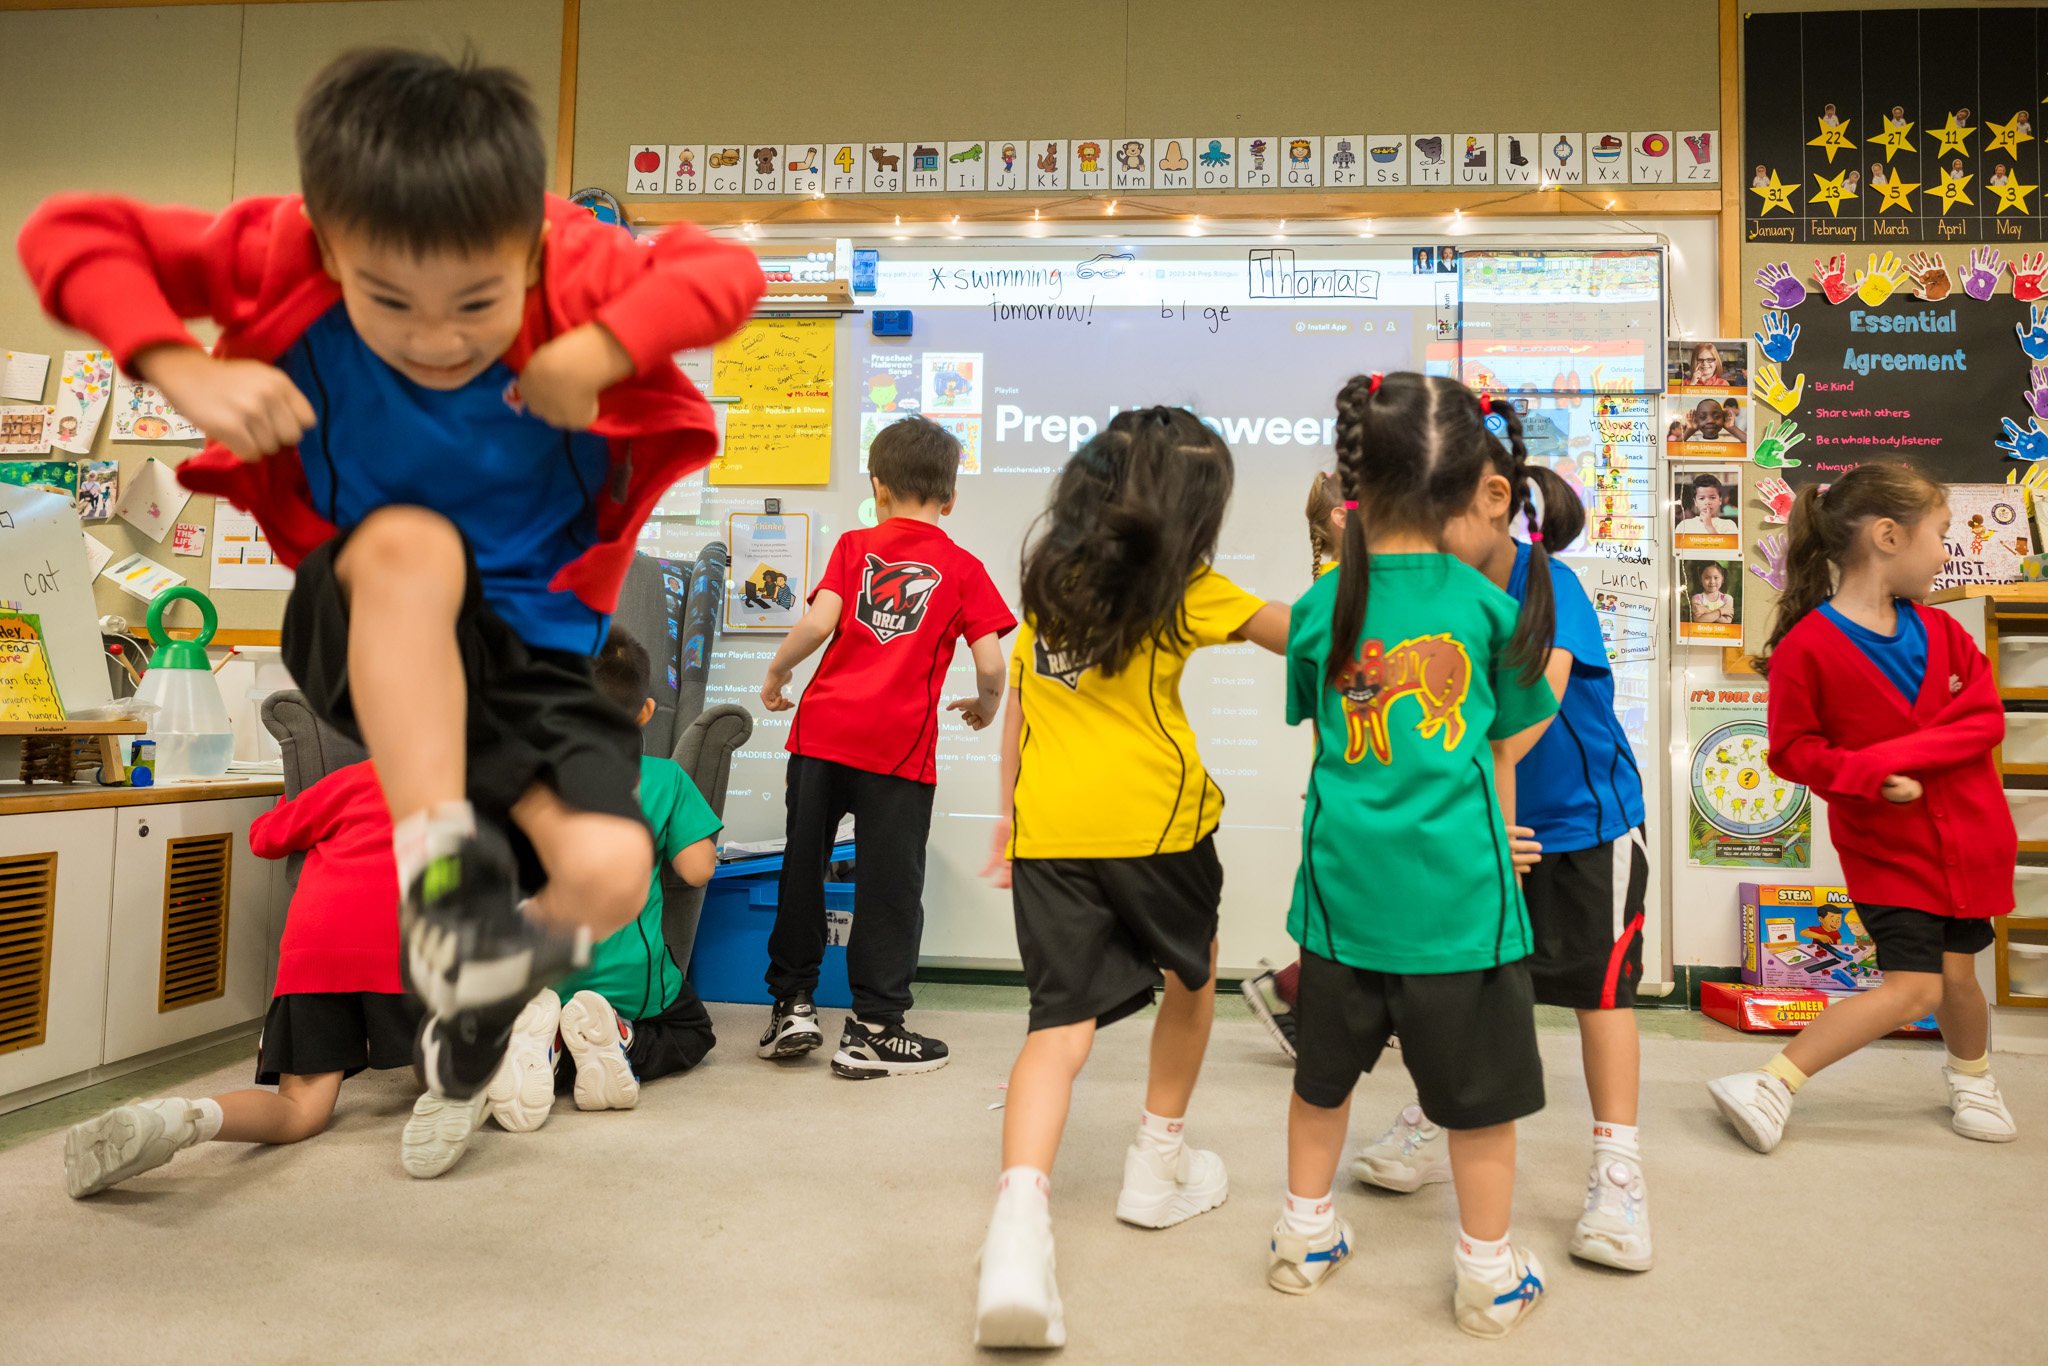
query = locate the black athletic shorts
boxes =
[1291,949,1545,1130]
[1522,825,1650,1010]
[1855,903,1997,975]
[283,526,646,888]
[255,991,423,1085]
[1011,837,1223,1032]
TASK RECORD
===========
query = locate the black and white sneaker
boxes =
[757,992,826,1059]
[417,999,526,1102]
[403,823,586,1019]
[831,1014,950,1079]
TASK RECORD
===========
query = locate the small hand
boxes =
[518,323,633,430]
[2013,252,2048,304]
[1508,824,1542,875]
[946,696,995,730]
[1854,251,1908,306]
[1996,414,2048,462]
[2020,304,2048,362]
[759,667,795,712]
[1756,477,1796,523]
[1906,250,1952,302]
[1754,310,1800,363]
[1754,361,1805,415]
[1812,254,1853,305]
[1755,261,1807,310]
[137,346,315,461]
[982,818,1013,889]
[2025,369,2048,422]
[1964,246,2006,302]
[1881,774,1924,804]
[1749,533,1789,592]
[1753,418,1806,470]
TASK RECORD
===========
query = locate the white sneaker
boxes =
[1114,1143,1228,1229]
[1266,1216,1354,1295]
[1570,1152,1653,1271]
[63,1099,204,1199]
[1944,1066,2018,1143]
[1707,1070,1793,1153]
[975,1206,1065,1349]
[1350,1104,1451,1192]
[485,989,561,1132]
[1454,1246,1546,1339]
[401,1091,487,1179]
[559,990,641,1111]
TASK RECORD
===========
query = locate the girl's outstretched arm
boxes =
[1234,601,1290,654]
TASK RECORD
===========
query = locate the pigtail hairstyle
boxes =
[1305,470,1345,580]
[1761,462,1948,671]
[1325,374,1553,687]
[1021,406,1235,677]
[1491,400,1559,686]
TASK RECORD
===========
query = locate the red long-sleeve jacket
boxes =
[1767,603,2015,919]
[247,762,400,997]
[17,193,764,613]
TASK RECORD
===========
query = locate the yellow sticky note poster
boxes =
[710,318,834,486]
[0,611,67,722]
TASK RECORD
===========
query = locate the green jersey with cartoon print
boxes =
[1286,554,1557,974]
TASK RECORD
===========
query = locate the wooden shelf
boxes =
[2005,915,2048,931]
[0,778,282,817]
[1931,583,2048,603]
[2002,763,2048,777]
[0,719,146,737]
[626,187,1723,229]
[2003,687,2048,701]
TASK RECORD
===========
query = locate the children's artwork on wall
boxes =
[1745,7,2048,244]
[0,406,53,454]
[82,531,112,580]
[1673,467,1743,551]
[76,460,116,521]
[2,351,50,402]
[0,459,77,500]
[1688,695,1813,868]
[1677,555,1742,642]
[110,369,200,442]
[114,455,191,541]
[103,549,185,604]
[725,510,811,632]
[170,521,206,557]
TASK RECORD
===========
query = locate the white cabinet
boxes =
[0,809,115,1098]
[102,796,276,1064]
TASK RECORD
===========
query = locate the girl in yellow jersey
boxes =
[972,407,1288,1349]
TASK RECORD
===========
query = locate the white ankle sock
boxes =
[1283,1189,1334,1240]
[144,1097,220,1146]
[1592,1121,1640,1158]
[995,1166,1052,1222]
[392,801,476,894]
[191,1097,224,1143]
[1136,1109,1185,1164]
[1455,1229,1514,1279]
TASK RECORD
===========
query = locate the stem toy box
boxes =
[1740,882,1881,992]
[1702,981,1938,1036]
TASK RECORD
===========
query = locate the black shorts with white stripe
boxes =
[1521,825,1649,1010]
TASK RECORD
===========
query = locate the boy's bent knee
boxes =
[1888,973,1944,1018]
[337,506,464,585]
[554,823,652,934]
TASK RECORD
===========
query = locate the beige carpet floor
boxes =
[0,993,2042,1364]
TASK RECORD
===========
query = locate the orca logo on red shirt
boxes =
[856,556,942,643]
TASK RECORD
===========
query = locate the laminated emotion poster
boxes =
[1687,694,1812,868]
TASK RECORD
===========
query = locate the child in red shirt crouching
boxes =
[64,762,423,1197]
[757,416,1015,1076]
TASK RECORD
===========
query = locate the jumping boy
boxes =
[19,49,764,1110]
[757,416,1014,1077]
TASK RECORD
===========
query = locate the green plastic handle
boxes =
[144,585,217,671]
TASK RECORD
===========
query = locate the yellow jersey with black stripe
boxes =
[1009,568,1266,858]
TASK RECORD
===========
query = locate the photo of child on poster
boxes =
[1678,557,1742,641]
[1674,469,1741,551]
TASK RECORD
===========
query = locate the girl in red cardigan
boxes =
[1710,464,2018,1152]
[64,763,433,1197]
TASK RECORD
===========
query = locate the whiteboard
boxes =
[694,236,1669,976]
[0,484,114,715]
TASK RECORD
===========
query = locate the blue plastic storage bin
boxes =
[689,841,855,1008]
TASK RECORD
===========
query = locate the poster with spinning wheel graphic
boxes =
[1687,697,1812,869]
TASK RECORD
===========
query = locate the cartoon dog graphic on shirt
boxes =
[1338,634,1473,765]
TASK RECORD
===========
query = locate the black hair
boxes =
[868,415,962,505]
[296,47,546,257]
[1020,406,1233,677]
[1325,373,1554,687]
[594,626,653,716]
[1761,463,1947,670]
[1688,472,1728,510]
